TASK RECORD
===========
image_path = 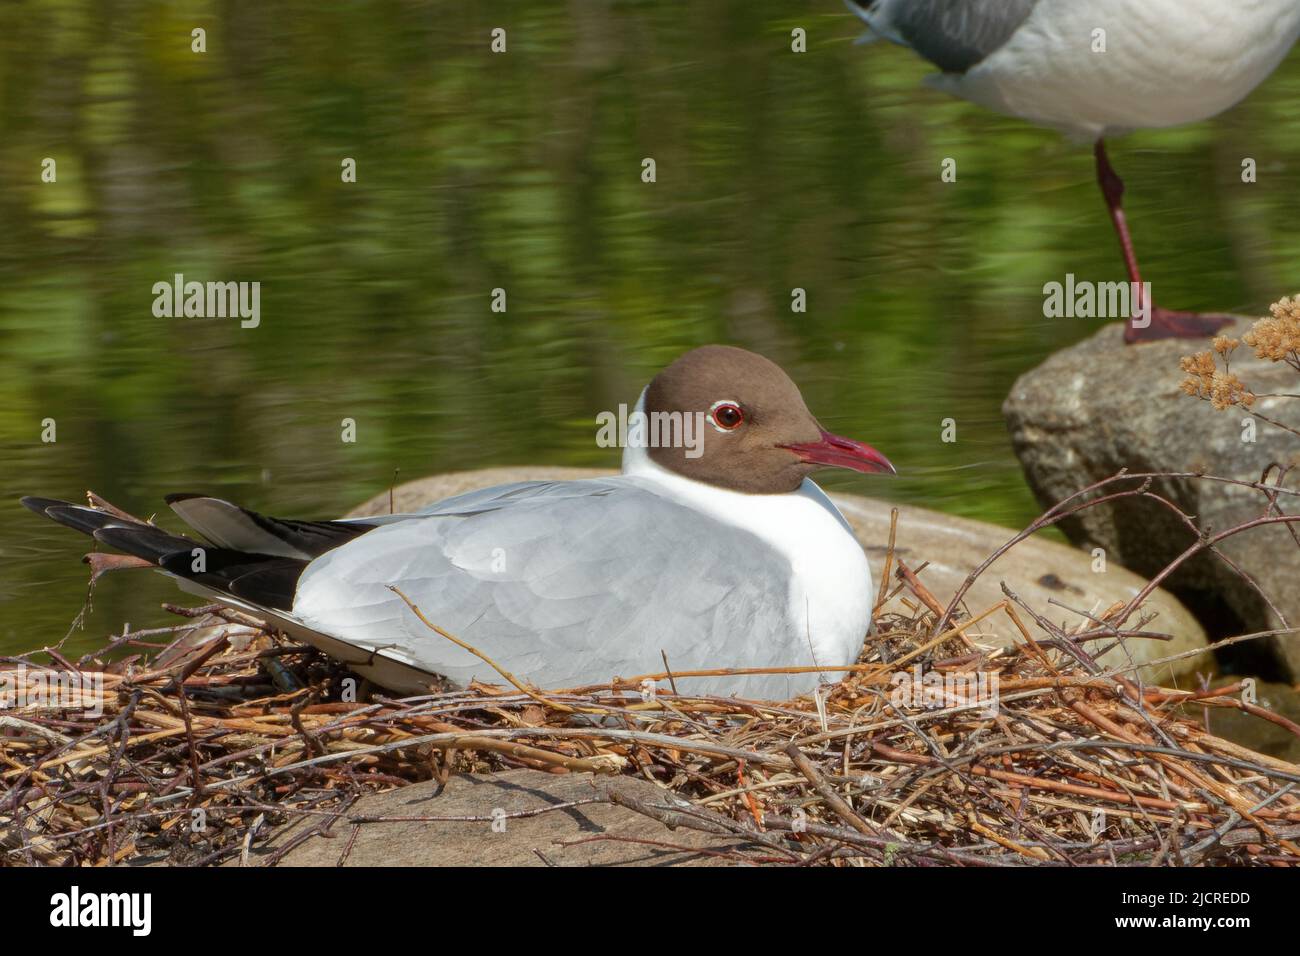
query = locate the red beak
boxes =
[781,428,896,476]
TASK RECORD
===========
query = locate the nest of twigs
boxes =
[4,511,1299,867]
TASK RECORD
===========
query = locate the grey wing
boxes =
[855,0,1040,73]
[293,480,815,699]
[414,480,620,516]
[332,480,600,527]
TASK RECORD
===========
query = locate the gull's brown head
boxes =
[643,345,895,494]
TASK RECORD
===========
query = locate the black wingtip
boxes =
[93,524,196,562]
[20,495,72,516]
[27,492,308,614]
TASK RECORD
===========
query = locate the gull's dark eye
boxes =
[710,401,744,431]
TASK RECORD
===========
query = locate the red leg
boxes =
[1093,140,1235,344]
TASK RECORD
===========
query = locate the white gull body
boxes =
[287,402,873,700]
[854,0,1300,140]
[23,346,888,702]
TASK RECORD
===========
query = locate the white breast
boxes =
[937,0,1300,140]
[622,438,874,678]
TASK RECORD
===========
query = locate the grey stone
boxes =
[1004,322,1300,678]
[1205,681,1300,766]
[239,769,761,866]
[348,466,1209,679]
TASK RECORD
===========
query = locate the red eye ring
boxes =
[710,400,744,432]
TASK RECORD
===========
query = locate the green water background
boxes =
[3,1,1300,655]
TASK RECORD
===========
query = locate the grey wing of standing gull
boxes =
[858,0,1041,73]
[297,478,821,699]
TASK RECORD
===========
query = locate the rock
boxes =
[1206,681,1300,766]
[237,769,761,866]
[349,466,1209,679]
[1004,322,1300,679]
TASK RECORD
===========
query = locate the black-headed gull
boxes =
[848,0,1300,342]
[23,346,895,700]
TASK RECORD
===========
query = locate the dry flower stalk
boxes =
[1245,296,1300,371]
[1180,295,1300,428]
[1179,350,1255,410]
